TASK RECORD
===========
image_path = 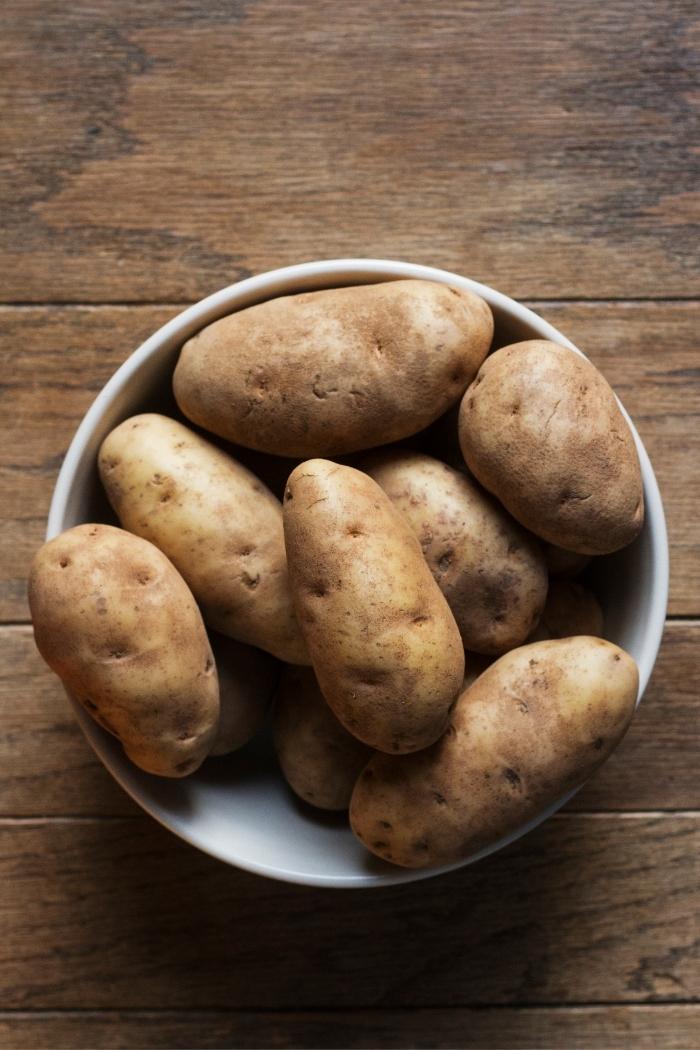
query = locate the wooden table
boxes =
[2,3,698,1047]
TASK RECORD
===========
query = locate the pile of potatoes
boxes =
[29,279,644,869]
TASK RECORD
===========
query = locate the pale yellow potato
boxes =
[529,579,604,641]
[98,414,308,665]
[273,666,372,811]
[173,280,494,457]
[283,460,465,754]
[28,524,219,778]
[209,633,278,757]
[458,340,644,555]
[363,449,547,654]
[350,637,638,868]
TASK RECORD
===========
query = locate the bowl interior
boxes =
[48,260,668,887]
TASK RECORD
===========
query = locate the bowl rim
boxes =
[47,258,669,888]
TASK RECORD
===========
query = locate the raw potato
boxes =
[350,637,638,868]
[542,542,591,577]
[28,524,219,778]
[273,666,372,810]
[283,460,465,754]
[173,280,494,457]
[99,414,308,665]
[458,340,644,555]
[363,449,547,654]
[209,633,278,756]
[529,579,604,641]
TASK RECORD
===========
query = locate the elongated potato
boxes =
[283,460,465,753]
[350,637,638,867]
[99,414,308,664]
[209,633,278,756]
[458,341,644,554]
[529,579,604,641]
[173,280,494,457]
[363,449,547,654]
[29,524,219,778]
[273,667,372,810]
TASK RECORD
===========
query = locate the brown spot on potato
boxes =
[411,615,430,626]
[135,571,150,585]
[204,657,214,673]
[379,819,392,829]
[432,791,447,805]
[412,839,429,852]
[59,557,70,568]
[503,767,521,787]
[372,840,388,849]
[438,550,453,572]
[594,737,604,750]
[348,527,364,538]
[243,572,260,590]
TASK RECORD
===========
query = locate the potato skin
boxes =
[273,666,372,810]
[283,460,465,754]
[363,449,547,654]
[458,341,644,555]
[542,542,591,577]
[530,580,604,641]
[99,414,308,665]
[28,524,219,778]
[209,633,278,756]
[173,280,494,457]
[350,637,638,868]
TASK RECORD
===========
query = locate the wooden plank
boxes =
[2,1,698,302]
[1,302,698,622]
[0,1006,697,1049]
[0,815,696,1009]
[1,622,697,817]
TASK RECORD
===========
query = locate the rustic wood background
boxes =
[2,2,698,1048]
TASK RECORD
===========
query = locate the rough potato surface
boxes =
[173,280,494,457]
[29,524,219,778]
[458,341,644,554]
[99,414,308,664]
[283,460,465,753]
[273,666,372,810]
[209,633,278,756]
[364,449,547,654]
[350,637,638,867]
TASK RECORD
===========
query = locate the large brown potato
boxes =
[458,340,644,554]
[350,637,638,867]
[363,449,547,654]
[209,633,278,756]
[173,280,493,457]
[273,666,372,810]
[283,460,465,754]
[99,414,308,664]
[29,524,219,778]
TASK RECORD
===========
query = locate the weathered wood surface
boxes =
[0,815,697,1009]
[1,622,697,817]
[2,302,698,622]
[2,1,698,302]
[3,1,698,1046]
[1,1006,698,1050]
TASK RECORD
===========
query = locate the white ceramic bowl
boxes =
[47,259,669,888]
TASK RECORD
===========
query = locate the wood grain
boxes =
[0,815,697,1009]
[1,1006,698,1049]
[2,301,698,622]
[2,1,698,302]
[1,622,697,817]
